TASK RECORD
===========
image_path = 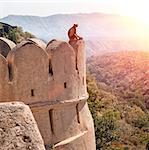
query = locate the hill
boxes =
[0,22,35,43]
[0,13,148,56]
[87,51,149,149]
[88,51,149,108]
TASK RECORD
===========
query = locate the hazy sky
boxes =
[0,0,149,22]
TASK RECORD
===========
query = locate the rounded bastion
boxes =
[0,37,96,150]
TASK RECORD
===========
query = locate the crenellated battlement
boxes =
[0,37,95,150]
[0,38,87,103]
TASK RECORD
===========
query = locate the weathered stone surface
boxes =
[0,54,9,102]
[0,38,96,150]
[0,37,16,57]
[31,101,96,150]
[46,40,78,100]
[7,41,49,104]
[28,38,46,50]
[69,40,87,97]
[0,102,45,150]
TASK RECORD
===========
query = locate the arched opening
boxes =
[31,89,35,97]
[76,104,80,124]
[49,109,54,134]
[64,82,67,89]
[8,63,13,81]
[49,59,53,76]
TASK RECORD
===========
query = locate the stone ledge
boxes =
[28,95,89,108]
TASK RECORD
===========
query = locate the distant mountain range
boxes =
[0,13,148,56]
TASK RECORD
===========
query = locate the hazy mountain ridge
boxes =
[0,13,148,56]
[86,39,148,56]
[1,13,145,39]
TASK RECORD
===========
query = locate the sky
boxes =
[0,0,149,24]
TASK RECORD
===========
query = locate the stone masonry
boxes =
[0,37,96,150]
[0,102,45,150]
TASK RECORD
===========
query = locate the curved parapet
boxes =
[78,102,96,150]
[68,40,87,97]
[31,99,96,150]
[0,38,96,150]
[54,102,96,150]
[0,54,10,101]
[28,38,46,50]
[0,37,16,57]
[7,40,49,104]
[46,40,78,100]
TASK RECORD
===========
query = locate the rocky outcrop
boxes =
[0,102,45,150]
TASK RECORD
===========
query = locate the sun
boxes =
[120,0,149,26]
[134,11,149,26]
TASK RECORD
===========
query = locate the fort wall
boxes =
[0,37,96,150]
[0,37,16,58]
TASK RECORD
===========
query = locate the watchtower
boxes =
[0,37,96,150]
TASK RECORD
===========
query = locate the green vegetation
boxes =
[0,22,35,43]
[87,51,149,149]
[0,22,148,150]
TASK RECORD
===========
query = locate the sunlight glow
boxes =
[119,0,149,25]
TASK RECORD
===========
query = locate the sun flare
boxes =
[120,0,149,26]
[134,11,149,25]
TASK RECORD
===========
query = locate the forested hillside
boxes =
[88,51,149,108]
[87,51,149,150]
[1,22,148,149]
[0,22,35,43]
